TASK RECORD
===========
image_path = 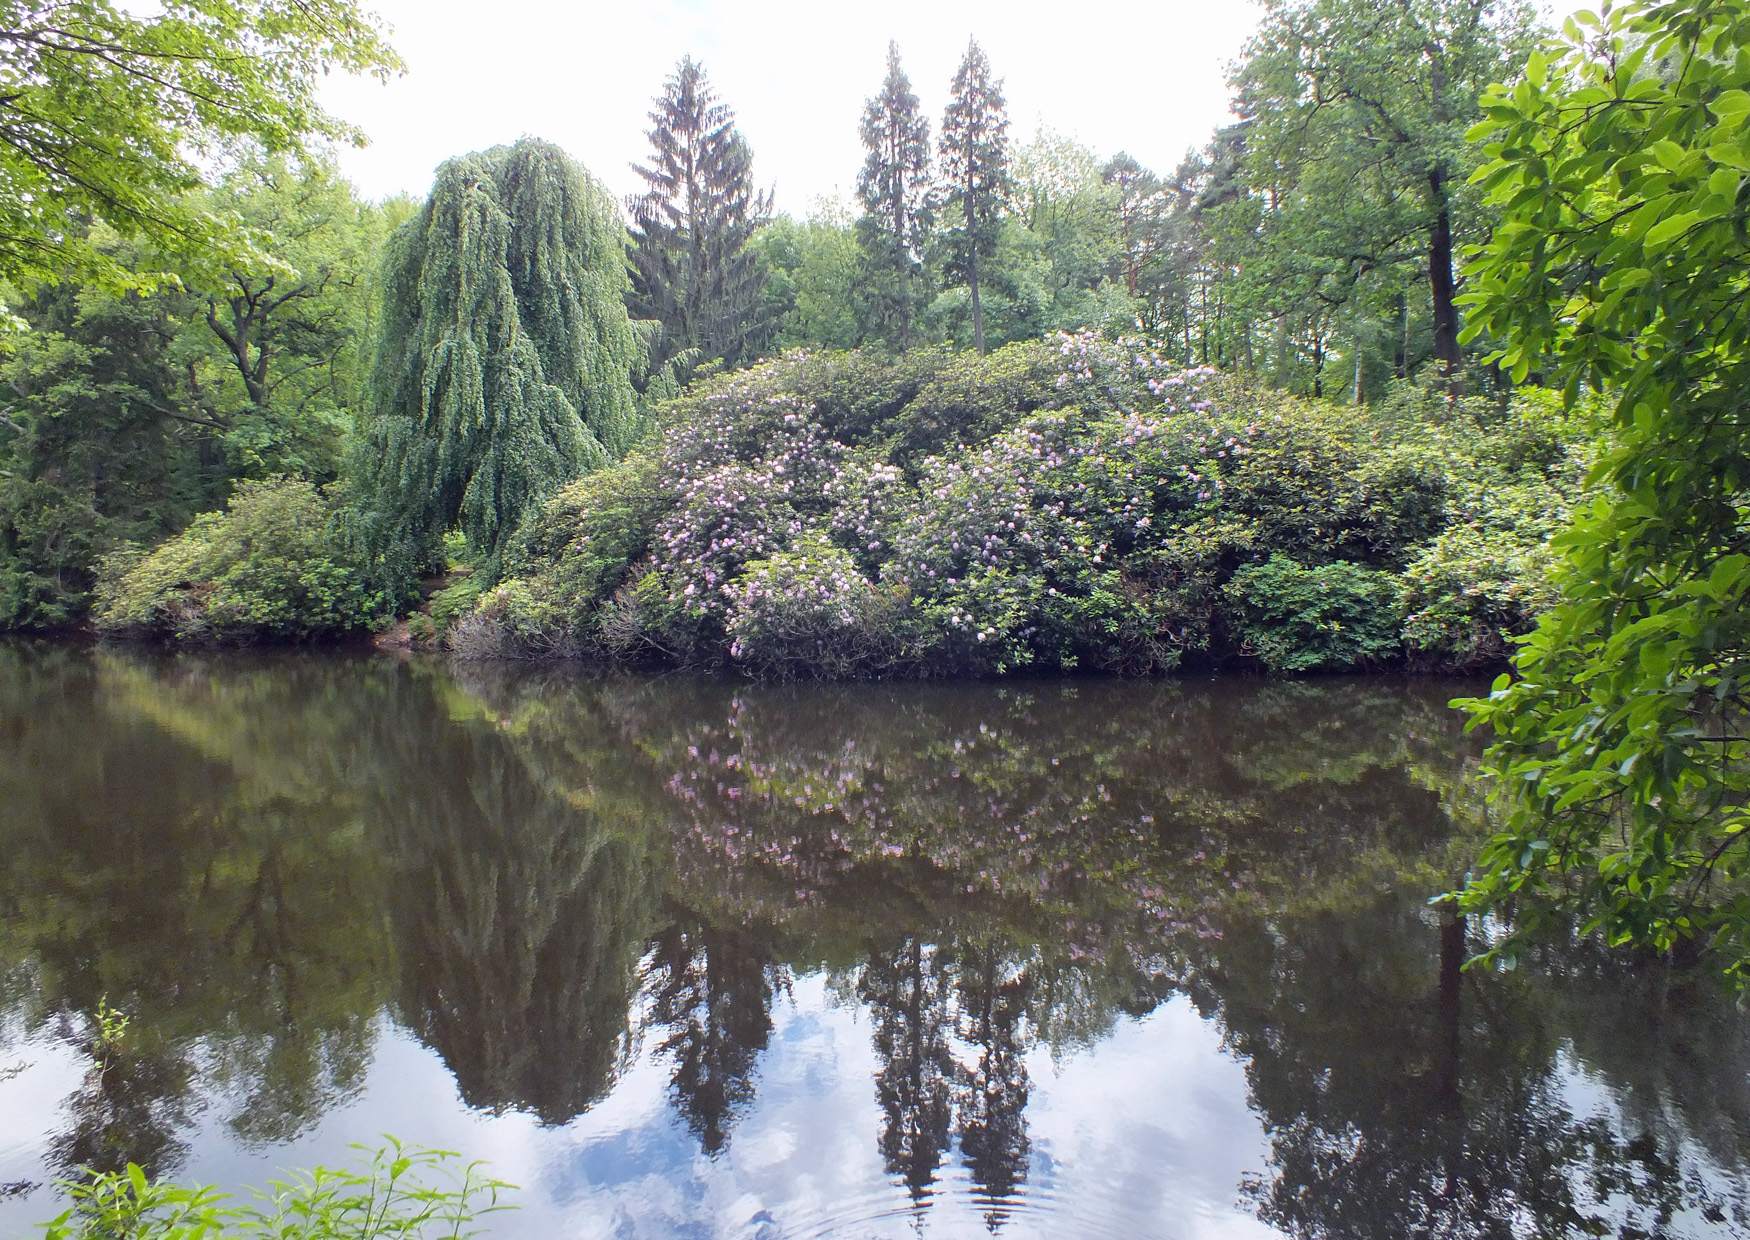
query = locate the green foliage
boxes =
[357,139,642,578]
[725,539,901,678]
[0,164,405,631]
[94,478,391,642]
[470,336,1578,676]
[1224,555,1401,672]
[754,208,863,350]
[1399,526,1556,669]
[629,57,775,370]
[1451,0,1750,974]
[1231,0,1540,384]
[0,0,400,296]
[41,1141,513,1238]
[856,42,934,348]
[938,39,1012,354]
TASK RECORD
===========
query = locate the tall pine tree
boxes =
[938,38,1011,354]
[358,138,642,579]
[854,41,933,349]
[628,57,774,370]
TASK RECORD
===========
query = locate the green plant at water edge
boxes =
[41,1141,515,1239]
[91,996,129,1074]
[1450,0,1750,973]
[1224,556,1402,673]
[92,479,393,643]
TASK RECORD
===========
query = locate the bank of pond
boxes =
[0,645,1745,1237]
[69,338,1583,680]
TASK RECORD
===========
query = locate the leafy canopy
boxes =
[0,0,401,295]
[1453,0,1750,973]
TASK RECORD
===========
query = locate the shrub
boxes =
[426,572,486,632]
[475,338,1581,678]
[1223,556,1402,672]
[725,540,900,678]
[1399,526,1558,670]
[93,479,391,642]
[406,611,439,647]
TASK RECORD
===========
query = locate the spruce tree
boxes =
[628,57,774,370]
[854,42,933,349]
[359,138,641,577]
[938,38,1011,354]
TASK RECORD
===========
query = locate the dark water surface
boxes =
[1,645,1747,1238]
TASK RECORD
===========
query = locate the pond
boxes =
[0,644,1746,1238]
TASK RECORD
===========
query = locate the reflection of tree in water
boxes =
[860,938,957,1201]
[642,908,790,1155]
[1193,899,1750,1239]
[0,649,393,1177]
[381,718,661,1125]
[4,649,1749,1240]
[953,942,1032,1230]
[47,1025,194,1180]
[850,935,1036,1224]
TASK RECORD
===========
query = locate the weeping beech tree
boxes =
[358,138,643,577]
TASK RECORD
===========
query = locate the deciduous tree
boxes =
[358,139,642,578]
[0,0,400,295]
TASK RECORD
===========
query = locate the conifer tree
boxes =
[855,42,933,349]
[938,38,1012,354]
[628,58,774,370]
[359,138,642,578]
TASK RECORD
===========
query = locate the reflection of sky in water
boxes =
[3,651,1749,1238]
[2,987,1282,1238]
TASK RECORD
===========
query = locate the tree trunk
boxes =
[1428,170,1461,388]
[969,247,985,354]
[1394,291,1409,380]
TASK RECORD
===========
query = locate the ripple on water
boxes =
[733,1174,1157,1239]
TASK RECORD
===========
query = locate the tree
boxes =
[937,37,1011,354]
[628,57,774,371]
[1452,0,1750,975]
[0,0,400,296]
[191,159,380,421]
[1101,152,1163,299]
[753,204,862,350]
[1012,128,1131,329]
[358,138,642,578]
[855,41,933,348]
[1232,0,1538,387]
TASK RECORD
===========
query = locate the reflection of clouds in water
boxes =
[543,976,893,1238]
[4,652,1749,1238]
[1025,1001,1284,1239]
[424,979,1289,1238]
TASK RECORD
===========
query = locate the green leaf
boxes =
[1643,211,1699,251]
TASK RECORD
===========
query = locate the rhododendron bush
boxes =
[466,335,1585,677]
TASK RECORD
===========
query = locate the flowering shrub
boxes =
[93,479,392,642]
[469,339,1584,676]
[725,540,899,678]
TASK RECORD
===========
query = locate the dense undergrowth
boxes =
[455,334,1586,676]
[85,333,1586,677]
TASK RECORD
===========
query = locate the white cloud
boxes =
[320,0,1262,215]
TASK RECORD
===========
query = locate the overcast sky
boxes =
[319,0,1264,216]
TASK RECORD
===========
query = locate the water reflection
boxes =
[0,644,1746,1237]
